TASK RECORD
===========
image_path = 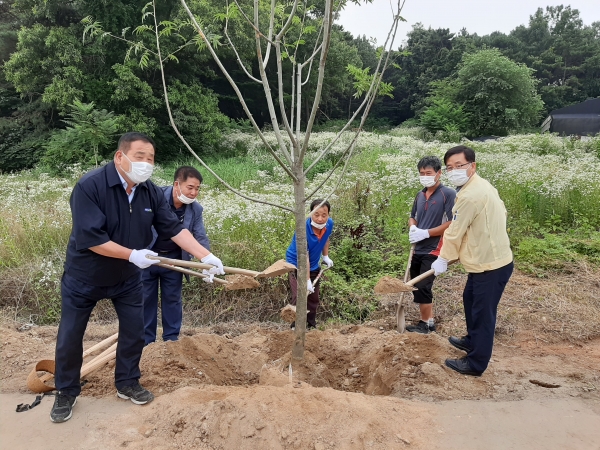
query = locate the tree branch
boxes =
[275,0,301,40]
[178,0,297,180]
[262,0,277,66]
[153,1,293,212]
[303,0,405,175]
[224,0,262,83]
[253,0,294,165]
[299,0,334,161]
[231,0,275,45]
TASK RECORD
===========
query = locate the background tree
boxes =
[424,48,544,136]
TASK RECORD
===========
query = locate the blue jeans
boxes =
[462,261,514,373]
[142,254,184,345]
[55,272,144,396]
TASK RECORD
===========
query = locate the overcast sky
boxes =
[338,0,600,47]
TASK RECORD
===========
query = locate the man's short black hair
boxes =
[444,145,476,165]
[310,198,331,213]
[118,132,156,153]
[174,166,203,184]
[417,156,442,172]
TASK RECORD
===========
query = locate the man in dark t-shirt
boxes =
[406,156,456,334]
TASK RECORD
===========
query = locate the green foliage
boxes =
[346,64,394,99]
[167,80,229,152]
[42,99,118,173]
[515,231,600,276]
[426,48,545,137]
[419,96,468,134]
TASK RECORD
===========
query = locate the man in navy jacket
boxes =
[52,134,225,424]
[143,166,210,344]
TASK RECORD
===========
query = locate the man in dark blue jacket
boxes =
[142,166,210,345]
[51,133,225,424]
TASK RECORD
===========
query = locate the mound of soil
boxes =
[117,385,429,449]
[2,319,600,449]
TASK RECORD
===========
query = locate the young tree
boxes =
[85,0,405,360]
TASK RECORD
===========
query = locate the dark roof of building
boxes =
[550,98,600,116]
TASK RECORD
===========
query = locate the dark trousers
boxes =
[462,261,514,373]
[55,272,145,397]
[289,270,321,327]
[410,254,437,304]
[142,254,184,345]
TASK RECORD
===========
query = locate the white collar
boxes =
[117,170,137,190]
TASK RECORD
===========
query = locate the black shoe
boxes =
[116,382,154,405]
[50,392,77,423]
[428,322,436,332]
[445,358,482,377]
[290,321,295,331]
[405,321,431,334]
[449,336,472,353]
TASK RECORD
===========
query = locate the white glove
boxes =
[201,269,215,283]
[431,257,448,276]
[129,249,159,269]
[307,279,315,294]
[409,226,430,243]
[322,255,333,268]
[201,253,225,275]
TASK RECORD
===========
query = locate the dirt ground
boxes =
[1,320,599,449]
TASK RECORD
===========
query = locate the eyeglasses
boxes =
[443,162,472,173]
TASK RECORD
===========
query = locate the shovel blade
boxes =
[256,260,296,278]
[374,276,417,294]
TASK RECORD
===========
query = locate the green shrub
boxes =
[41,99,118,174]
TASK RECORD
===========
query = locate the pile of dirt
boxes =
[2,320,600,449]
[71,326,573,402]
[224,274,261,290]
[113,385,429,449]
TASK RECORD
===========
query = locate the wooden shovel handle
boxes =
[403,244,416,283]
[149,256,260,277]
[406,259,458,286]
[38,340,119,383]
[82,332,118,358]
[81,349,117,378]
[157,263,229,285]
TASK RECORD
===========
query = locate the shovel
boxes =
[280,265,329,324]
[28,332,119,393]
[148,256,295,278]
[375,259,457,295]
[396,244,415,333]
[156,263,261,290]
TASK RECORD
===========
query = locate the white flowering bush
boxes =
[1,132,599,323]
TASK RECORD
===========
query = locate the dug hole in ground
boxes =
[1,269,599,450]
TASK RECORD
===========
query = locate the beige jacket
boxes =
[440,173,513,273]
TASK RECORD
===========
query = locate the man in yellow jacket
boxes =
[432,145,513,376]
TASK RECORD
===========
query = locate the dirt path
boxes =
[2,393,599,449]
[1,323,599,449]
[433,398,600,450]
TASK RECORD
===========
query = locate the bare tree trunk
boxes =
[291,166,307,360]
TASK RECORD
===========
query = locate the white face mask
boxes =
[447,169,470,187]
[176,182,195,204]
[311,220,327,230]
[121,153,153,184]
[419,175,438,188]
